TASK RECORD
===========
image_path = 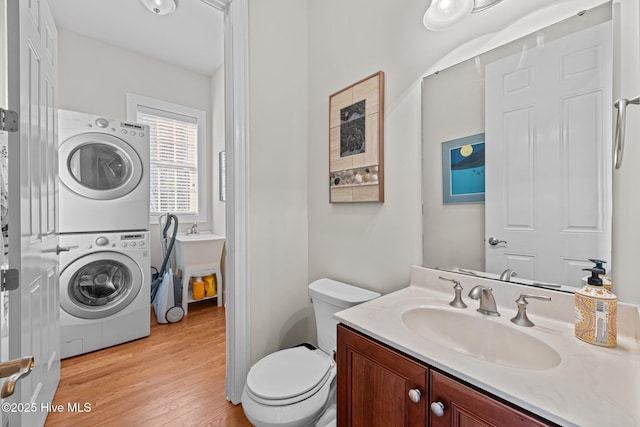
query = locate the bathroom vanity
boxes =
[335,266,640,426]
[338,325,550,426]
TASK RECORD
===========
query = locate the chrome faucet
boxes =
[499,269,517,282]
[468,286,500,316]
[186,222,200,235]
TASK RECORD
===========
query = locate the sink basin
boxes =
[176,232,225,242]
[401,307,561,370]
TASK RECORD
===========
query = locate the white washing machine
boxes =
[59,231,150,359]
[58,109,150,233]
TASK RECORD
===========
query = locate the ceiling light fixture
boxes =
[140,0,177,15]
[423,0,473,31]
[423,0,503,31]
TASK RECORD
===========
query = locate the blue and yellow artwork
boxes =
[442,133,485,204]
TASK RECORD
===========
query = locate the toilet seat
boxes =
[246,347,333,406]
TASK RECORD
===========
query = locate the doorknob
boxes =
[488,237,507,246]
[0,356,34,398]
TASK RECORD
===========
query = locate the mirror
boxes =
[422,3,613,292]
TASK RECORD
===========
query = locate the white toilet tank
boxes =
[308,278,380,355]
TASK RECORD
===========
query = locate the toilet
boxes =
[241,278,380,427]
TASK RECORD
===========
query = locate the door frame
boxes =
[201,0,251,404]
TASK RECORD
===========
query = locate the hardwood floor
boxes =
[45,300,253,426]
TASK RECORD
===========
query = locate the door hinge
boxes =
[1,269,19,291]
[0,108,19,133]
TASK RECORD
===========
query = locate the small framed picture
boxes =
[441,133,485,204]
[328,71,384,203]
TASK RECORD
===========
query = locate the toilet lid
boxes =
[246,347,332,402]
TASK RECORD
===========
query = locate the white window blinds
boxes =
[136,106,199,215]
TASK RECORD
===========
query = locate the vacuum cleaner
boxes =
[150,213,185,323]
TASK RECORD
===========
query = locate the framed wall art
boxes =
[441,133,485,204]
[329,71,384,203]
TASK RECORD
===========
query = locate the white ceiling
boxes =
[50,0,224,76]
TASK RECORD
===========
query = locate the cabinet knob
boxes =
[430,401,446,417]
[408,388,422,403]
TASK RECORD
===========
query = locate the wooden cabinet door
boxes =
[429,371,551,427]
[337,325,427,426]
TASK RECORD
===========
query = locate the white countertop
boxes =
[334,265,640,427]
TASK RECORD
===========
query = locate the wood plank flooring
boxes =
[45,300,253,426]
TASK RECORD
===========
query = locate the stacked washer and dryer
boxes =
[58,110,151,359]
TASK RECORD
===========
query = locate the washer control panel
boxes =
[58,111,150,142]
[60,231,149,254]
[93,234,147,248]
[84,116,147,138]
[120,121,146,138]
[119,233,147,248]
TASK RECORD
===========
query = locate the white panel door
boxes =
[6,0,60,425]
[485,21,612,287]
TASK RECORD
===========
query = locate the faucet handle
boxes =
[511,294,551,327]
[516,294,551,305]
[439,276,467,309]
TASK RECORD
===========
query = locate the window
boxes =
[126,94,206,221]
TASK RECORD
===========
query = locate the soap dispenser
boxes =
[575,267,617,347]
[581,258,612,290]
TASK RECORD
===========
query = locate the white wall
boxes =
[422,60,485,272]
[306,0,587,300]
[248,0,310,362]
[307,0,427,299]
[57,28,214,270]
[210,66,225,237]
[305,0,623,345]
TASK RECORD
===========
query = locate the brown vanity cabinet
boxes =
[337,324,428,426]
[430,371,551,426]
[337,324,553,427]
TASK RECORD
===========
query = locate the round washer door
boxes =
[59,132,143,200]
[60,251,143,319]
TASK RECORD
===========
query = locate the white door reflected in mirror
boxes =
[485,21,612,287]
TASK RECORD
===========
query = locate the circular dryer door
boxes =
[59,133,143,200]
[60,251,143,319]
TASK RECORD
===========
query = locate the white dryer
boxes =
[58,109,150,233]
[59,231,150,359]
